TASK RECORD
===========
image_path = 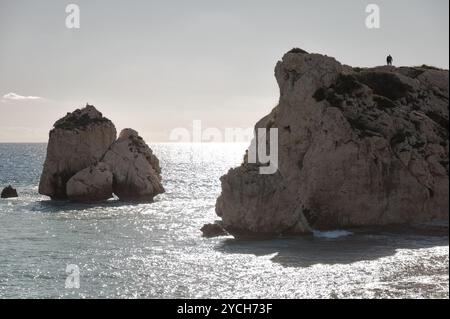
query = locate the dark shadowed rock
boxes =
[201,223,229,238]
[1,185,18,198]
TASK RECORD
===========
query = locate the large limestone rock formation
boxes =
[39,105,164,202]
[39,105,116,199]
[214,49,449,236]
[103,129,164,201]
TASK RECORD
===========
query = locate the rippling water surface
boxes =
[0,143,448,298]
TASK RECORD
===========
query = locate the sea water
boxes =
[0,143,448,298]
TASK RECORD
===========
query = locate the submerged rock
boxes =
[39,105,116,200]
[103,129,164,201]
[1,185,18,198]
[214,49,449,237]
[39,105,164,203]
[66,163,113,202]
[200,223,229,238]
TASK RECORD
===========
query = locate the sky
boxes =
[0,0,448,142]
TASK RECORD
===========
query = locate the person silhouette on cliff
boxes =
[387,55,393,66]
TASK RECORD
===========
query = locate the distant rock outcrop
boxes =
[211,49,449,237]
[1,185,18,198]
[39,105,164,203]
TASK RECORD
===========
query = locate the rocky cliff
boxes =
[214,49,449,237]
[39,105,164,202]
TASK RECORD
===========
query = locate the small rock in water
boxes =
[1,185,18,198]
[201,223,229,238]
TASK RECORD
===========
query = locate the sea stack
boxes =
[39,104,164,202]
[211,49,449,237]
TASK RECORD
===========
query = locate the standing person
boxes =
[387,55,393,66]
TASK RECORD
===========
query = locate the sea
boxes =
[0,143,448,299]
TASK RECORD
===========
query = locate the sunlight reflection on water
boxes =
[0,143,448,298]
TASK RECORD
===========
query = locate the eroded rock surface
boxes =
[66,163,113,202]
[214,49,449,236]
[103,129,164,201]
[39,105,164,203]
[39,105,116,199]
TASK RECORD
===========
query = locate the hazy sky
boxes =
[0,0,448,142]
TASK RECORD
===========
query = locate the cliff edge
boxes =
[213,49,449,237]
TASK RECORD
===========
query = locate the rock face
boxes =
[103,129,164,201]
[66,163,113,202]
[39,105,164,203]
[39,105,116,199]
[214,49,449,236]
[1,185,18,198]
